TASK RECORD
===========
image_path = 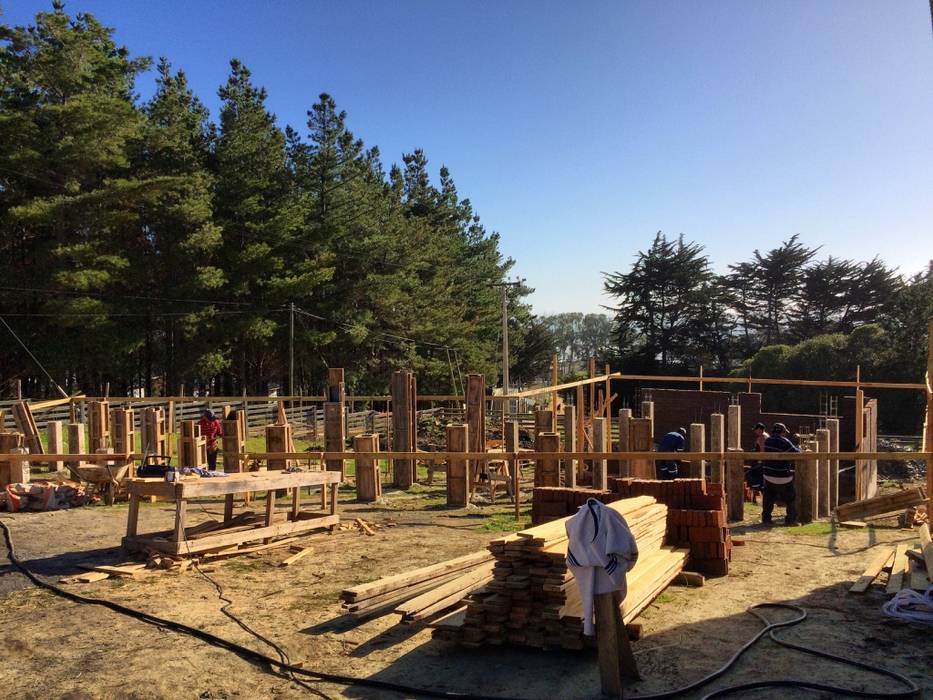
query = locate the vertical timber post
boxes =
[592,417,608,491]
[816,428,831,518]
[689,423,705,482]
[710,413,725,483]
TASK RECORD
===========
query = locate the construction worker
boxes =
[199,409,223,470]
[655,427,687,480]
[762,422,799,525]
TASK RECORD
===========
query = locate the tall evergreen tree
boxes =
[0,4,156,394]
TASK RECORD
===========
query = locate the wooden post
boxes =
[604,363,612,418]
[563,410,577,488]
[111,408,135,456]
[727,404,741,451]
[67,423,86,471]
[324,401,346,479]
[466,373,486,484]
[592,417,608,491]
[816,428,831,518]
[726,448,744,522]
[535,432,560,487]
[925,319,933,521]
[550,353,559,419]
[641,400,654,442]
[855,365,865,500]
[9,447,29,484]
[354,434,381,502]
[447,424,469,506]
[87,400,110,452]
[689,423,705,482]
[589,358,596,417]
[504,420,519,503]
[710,413,725,483]
[534,409,554,436]
[391,370,416,488]
[797,453,818,524]
[617,408,632,477]
[181,420,208,468]
[595,590,639,696]
[629,418,653,479]
[46,421,64,472]
[263,423,291,470]
[826,417,840,510]
[576,384,586,459]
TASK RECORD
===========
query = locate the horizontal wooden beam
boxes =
[238,450,932,463]
[28,394,85,411]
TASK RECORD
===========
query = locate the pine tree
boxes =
[0,4,155,394]
[135,58,224,393]
[213,59,314,393]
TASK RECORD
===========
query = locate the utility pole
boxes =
[289,302,295,399]
[501,285,509,397]
[488,280,521,399]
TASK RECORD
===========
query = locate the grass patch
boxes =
[480,514,528,532]
[653,592,674,605]
[783,521,835,536]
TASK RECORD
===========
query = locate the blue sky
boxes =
[5,1,933,314]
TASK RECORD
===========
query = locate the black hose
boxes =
[0,521,921,699]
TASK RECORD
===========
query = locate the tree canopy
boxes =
[0,5,551,397]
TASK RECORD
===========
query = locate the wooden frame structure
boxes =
[122,470,341,556]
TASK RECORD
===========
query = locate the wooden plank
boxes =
[591,418,608,490]
[77,563,146,577]
[124,514,339,555]
[885,544,909,594]
[835,488,926,522]
[848,547,895,593]
[279,546,314,567]
[396,561,495,619]
[342,550,493,602]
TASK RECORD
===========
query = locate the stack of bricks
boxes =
[612,478,731,577]
[531,486,614,524]
[530,478,732,577]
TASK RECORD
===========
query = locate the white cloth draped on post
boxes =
[565,498,639,635]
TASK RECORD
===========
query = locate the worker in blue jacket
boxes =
[762,423,799,525]
[655,427,687,480]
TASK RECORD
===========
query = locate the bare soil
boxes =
[1,482,930,700]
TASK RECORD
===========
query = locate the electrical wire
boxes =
[0,520,921,700]
[0,314,68,398]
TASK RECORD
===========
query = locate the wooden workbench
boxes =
[122,470,341,556]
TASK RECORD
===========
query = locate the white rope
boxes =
[881,583,933,625]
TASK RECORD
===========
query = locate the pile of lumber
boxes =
[834,487,926,523]
[442,495,687,650]
[848,523,933,595]
[533,479,731,576]
[340,550,493,621]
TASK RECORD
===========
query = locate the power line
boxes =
[0,315,68,398]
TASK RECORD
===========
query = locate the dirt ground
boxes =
[1,480,931,700]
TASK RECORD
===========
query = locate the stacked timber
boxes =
[533,479,732,577]
[339,550,493,621]
[446,495,687,650]
[834,487,926,523]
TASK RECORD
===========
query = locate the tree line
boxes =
[0,5,553,398]
[604,232,932,431]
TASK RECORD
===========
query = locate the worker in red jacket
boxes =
[199,409,223,470]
